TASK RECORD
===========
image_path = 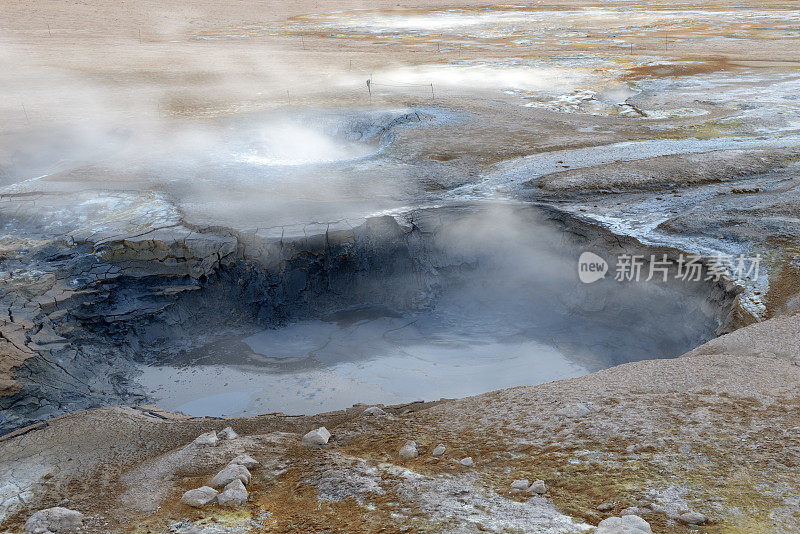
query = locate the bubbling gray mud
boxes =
[136,204,721,418]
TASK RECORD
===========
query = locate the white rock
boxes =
[230,454,259,470]
[459,457,474,467]
[362,406,387,417]
[557,403,593,418]
[180,486,218,508]
[193,431,219,447]
[210,463,251,488]
[431,444,446,457]
[399,441,419,459]
[219,427,239,440]
[24,507,84,534]
[302,426,331,446]
[620,506,640,516]
[527,480,546,494]
[596,515,652,534]
[678,511,706,525]
[216,479,248,507]
[510,479,530,492]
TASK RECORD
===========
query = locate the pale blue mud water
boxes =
[137,227,716,418]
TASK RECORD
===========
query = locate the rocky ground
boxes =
[2,313,800,533]
[1,0,800,532]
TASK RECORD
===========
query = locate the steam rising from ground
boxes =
[235,121,377,166]
[0,34,405,232]
[139,204,717,417]
[0,35,365,187]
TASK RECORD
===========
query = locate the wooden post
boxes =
[366,79,371,97]
[430,83,434,101]
[21,103,29,124]
[47,23,52,37]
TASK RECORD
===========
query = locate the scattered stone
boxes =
[216,479,248,507]
[510,479,530,492]
[302,427,331,446]
[557,402,593,418]
[678,512,707,525]
[218,427,239,440]
[230,454,259,470]
[399,441,419,459]
[620,506,640,516]
[595,515,652,534]
[432,444,446,457]
[210,463,251,488]
[597,502,615,512]
[192,431,218,447]
[527,480,546,494]
[459,457,474,467]
[180,487,218,508]
[24,507,84,534]
[362,406,387,417]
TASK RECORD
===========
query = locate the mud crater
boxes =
[0,201,737,432]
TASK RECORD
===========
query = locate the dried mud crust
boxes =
[2,314,800,533]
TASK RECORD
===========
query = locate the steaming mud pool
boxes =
[136,207,719,417]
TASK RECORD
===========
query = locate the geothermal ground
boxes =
[1,0,800,532]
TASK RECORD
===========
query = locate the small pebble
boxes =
[527,480,546,494]
[210,463,251,488]
[302,427,331,446]
[219,427,239,440]
[596,515,652,534]
[510,479,530,492]
[678,511,707,525]
[216,479,248,507]
[229,454,259,470]
[180,487,218,508]
[399,441,419,459]
[192,431,218,447]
